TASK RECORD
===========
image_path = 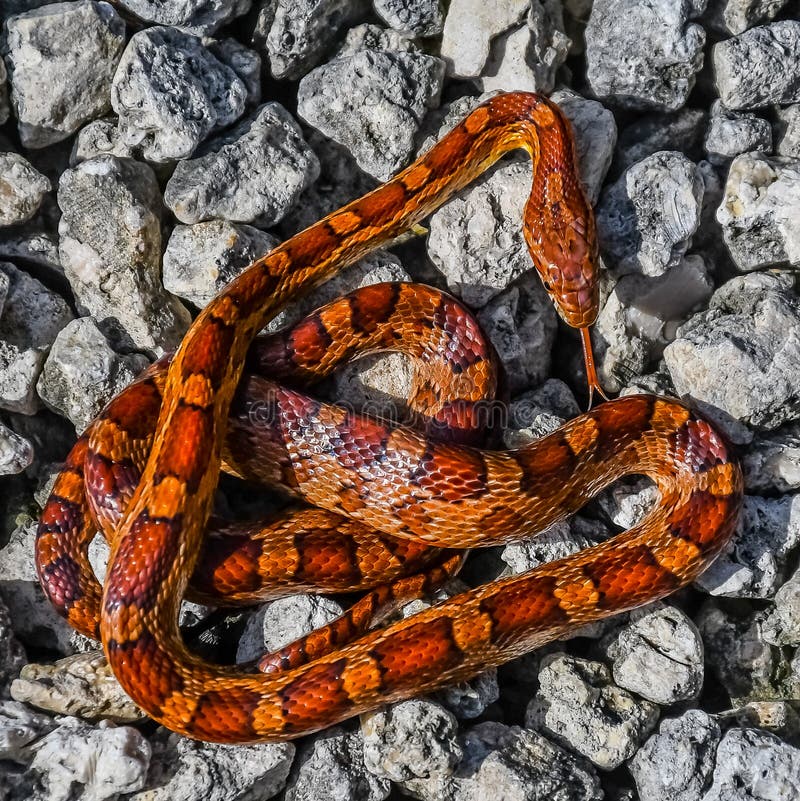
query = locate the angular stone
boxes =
[0,262,73,414]
[111,0,251,34]
[164,103,319,225]
[664,272,800,430]
[704,100,772,165]
[259,0,367,81]
[298,49,444,181]
[373,0,443,37]
[586,0,705,110]
[716,153,800,271]
[111,27,248,163]
[440,0,529,77]
[526,653,659,770]
[36,317,149,432]
[3,1,125,148]
[0,153,51,227]
[401,721,602,801]
[597,151,704,277]
[58,156,190,356]
[629,710,721,801]
[163,221,278,309]
[713,21,800,109]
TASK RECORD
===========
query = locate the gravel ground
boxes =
[1,1,800,799]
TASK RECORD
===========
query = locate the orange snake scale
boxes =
[36,92,743,743]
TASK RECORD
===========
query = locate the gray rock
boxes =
[0,420,34,475]
[0,154,51,227]
[373,0,443,37]
[0,599,25,697]
[297,49,444,181]
[112,0,251,34]
[507,378,581,437]
[775,104,800,158]
[163,221,278,309]
[58,156,191,356]
[236,593,344,665]
[285,727,390,801]
[477,276,558,394]
[440,0,529,77]
[2,1,126,148]
[697,494,800,599]
[716,153,800,270]
[713,21,800,109]
[597,151,704,277]
[27,719,151,801]
[10,652,141,723]
[402,721,602,801]
[526,653,659,770]
[260,0,367,81]
[71,118,137,165]
[762,565,800,646]
[0,262,73,414]
[705,100,772,165]
[742,424,800,493]
[593,255,713,392]
[427,160,545,307]
[629,710,721,801]
[361,700,461,782]
[704,728,800,801]
[586,0,705,110]
[111,27,248,163]
[128,733,294,801]
[705,0,791,35]
[0,701,55,763]
[614,108,707,177]
[550,90,617,205]
[478,2,571,95]
[36,317,149,432]
[165,103,319,225]
[664,272,800,430]
[601,602,704,704]
[206,37,262,107]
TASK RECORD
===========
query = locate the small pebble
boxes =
[0,154,51,227]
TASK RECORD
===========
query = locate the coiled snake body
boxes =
[36,92,743,743]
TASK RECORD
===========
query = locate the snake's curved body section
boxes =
[35,92,743,743]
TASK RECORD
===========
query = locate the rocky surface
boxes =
[1,1,800,799]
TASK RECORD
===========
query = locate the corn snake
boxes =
[36,92,743,743]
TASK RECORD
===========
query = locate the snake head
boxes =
[527,213,600,330]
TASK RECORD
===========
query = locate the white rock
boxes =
[58,156,191,356]
[526,653,659,770]
[713,21,800,109]
[3,1,126,148]
[298,49,444,181]
[37,318,149,432]
[164,103,319,226]
[0,153,51,227]
[586,0,705,110]
[0,262,73,414]
[440,0,529,77]
[716,153,800,270]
